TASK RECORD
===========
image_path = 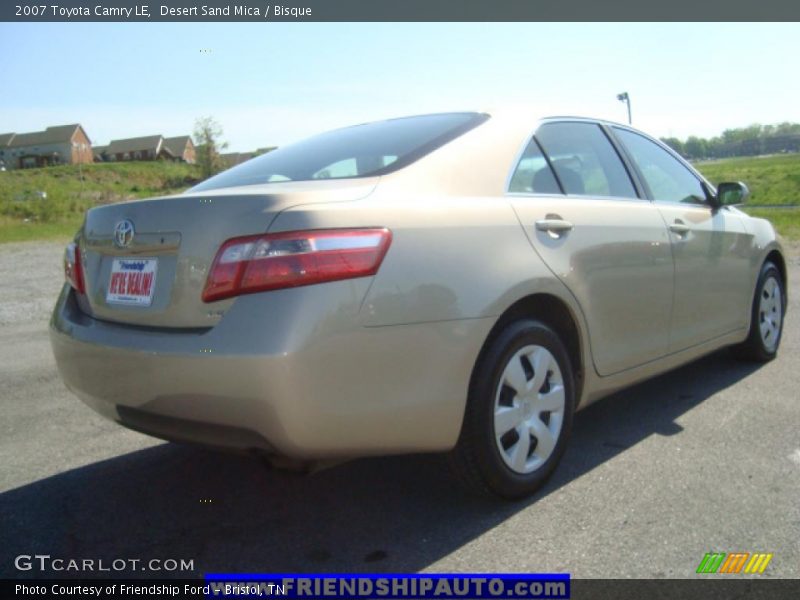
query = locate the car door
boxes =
[508,121,674,376]
[611,126,754,351]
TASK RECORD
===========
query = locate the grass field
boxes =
[743,207,800,241]
[693,153,800,241]
[0,215,85,243]
[0,153,798,243]
[694,153,800,206]
[0,161,200,243]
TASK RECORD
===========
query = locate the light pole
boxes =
[617,92,632,125]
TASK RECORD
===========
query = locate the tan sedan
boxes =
[51,111,786,498]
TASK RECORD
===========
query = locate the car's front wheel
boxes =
[731,261,785,362]
[450,319,575,499]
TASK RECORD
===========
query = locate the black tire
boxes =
[731,261,785,362]
[449,319,576,499]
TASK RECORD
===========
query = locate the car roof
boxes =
[478,107,636,131]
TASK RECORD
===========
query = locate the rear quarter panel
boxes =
[269,193,580,326]
[267,193,595,447]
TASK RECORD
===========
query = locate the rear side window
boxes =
[508,138,562,194]
[613,127,708,205]
[191,113,488,191]
[535,122,638,199]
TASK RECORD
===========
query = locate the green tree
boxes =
[660,137,685,157]
[193,116,229,179]
[721,124,762,144]
[684,136,707,159]
[774,122,800,136]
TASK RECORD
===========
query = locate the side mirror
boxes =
[715,181,749,207]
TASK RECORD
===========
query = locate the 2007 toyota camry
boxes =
[50,111,786,498]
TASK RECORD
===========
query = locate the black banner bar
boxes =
[4,579,800,600]
[3,0,800,23]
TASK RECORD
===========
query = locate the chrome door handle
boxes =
[535,219,574,234]
[669,221,690,235]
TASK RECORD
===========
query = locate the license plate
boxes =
[106,258,158,306]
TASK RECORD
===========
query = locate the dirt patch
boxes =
[781,240,800,265]
[0,241,67,326]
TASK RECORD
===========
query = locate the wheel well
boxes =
[765,250,787,289]
[480,294,585,403]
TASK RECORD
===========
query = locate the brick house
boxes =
[163,136,196,163]
[92,145,109,162]
[0,124,93,170]
[105,135,174,162]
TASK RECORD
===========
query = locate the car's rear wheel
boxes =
[731,261,785,362]
[450,319,575,499]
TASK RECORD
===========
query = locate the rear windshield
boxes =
[190,112,488,191]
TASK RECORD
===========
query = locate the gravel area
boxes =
[0,241,66,326]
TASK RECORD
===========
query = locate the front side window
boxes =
[191,112,488,192]
[613,127,708,205]
[508,138,561,194]
[535,122,637,199]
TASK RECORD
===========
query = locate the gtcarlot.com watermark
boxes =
[14,554,194,573]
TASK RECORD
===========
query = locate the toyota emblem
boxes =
[114,219,135,248]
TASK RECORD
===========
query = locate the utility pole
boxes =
[617,92,632,125]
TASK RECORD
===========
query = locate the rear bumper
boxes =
[50,284,492,459]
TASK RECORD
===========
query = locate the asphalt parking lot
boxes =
[1,240,798,579]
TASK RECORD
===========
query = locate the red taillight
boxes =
[64,242,85,294]
[202,228,392,303]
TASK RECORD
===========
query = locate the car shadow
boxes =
[0,350,761,578]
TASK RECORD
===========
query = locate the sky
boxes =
[1,22,799,152]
